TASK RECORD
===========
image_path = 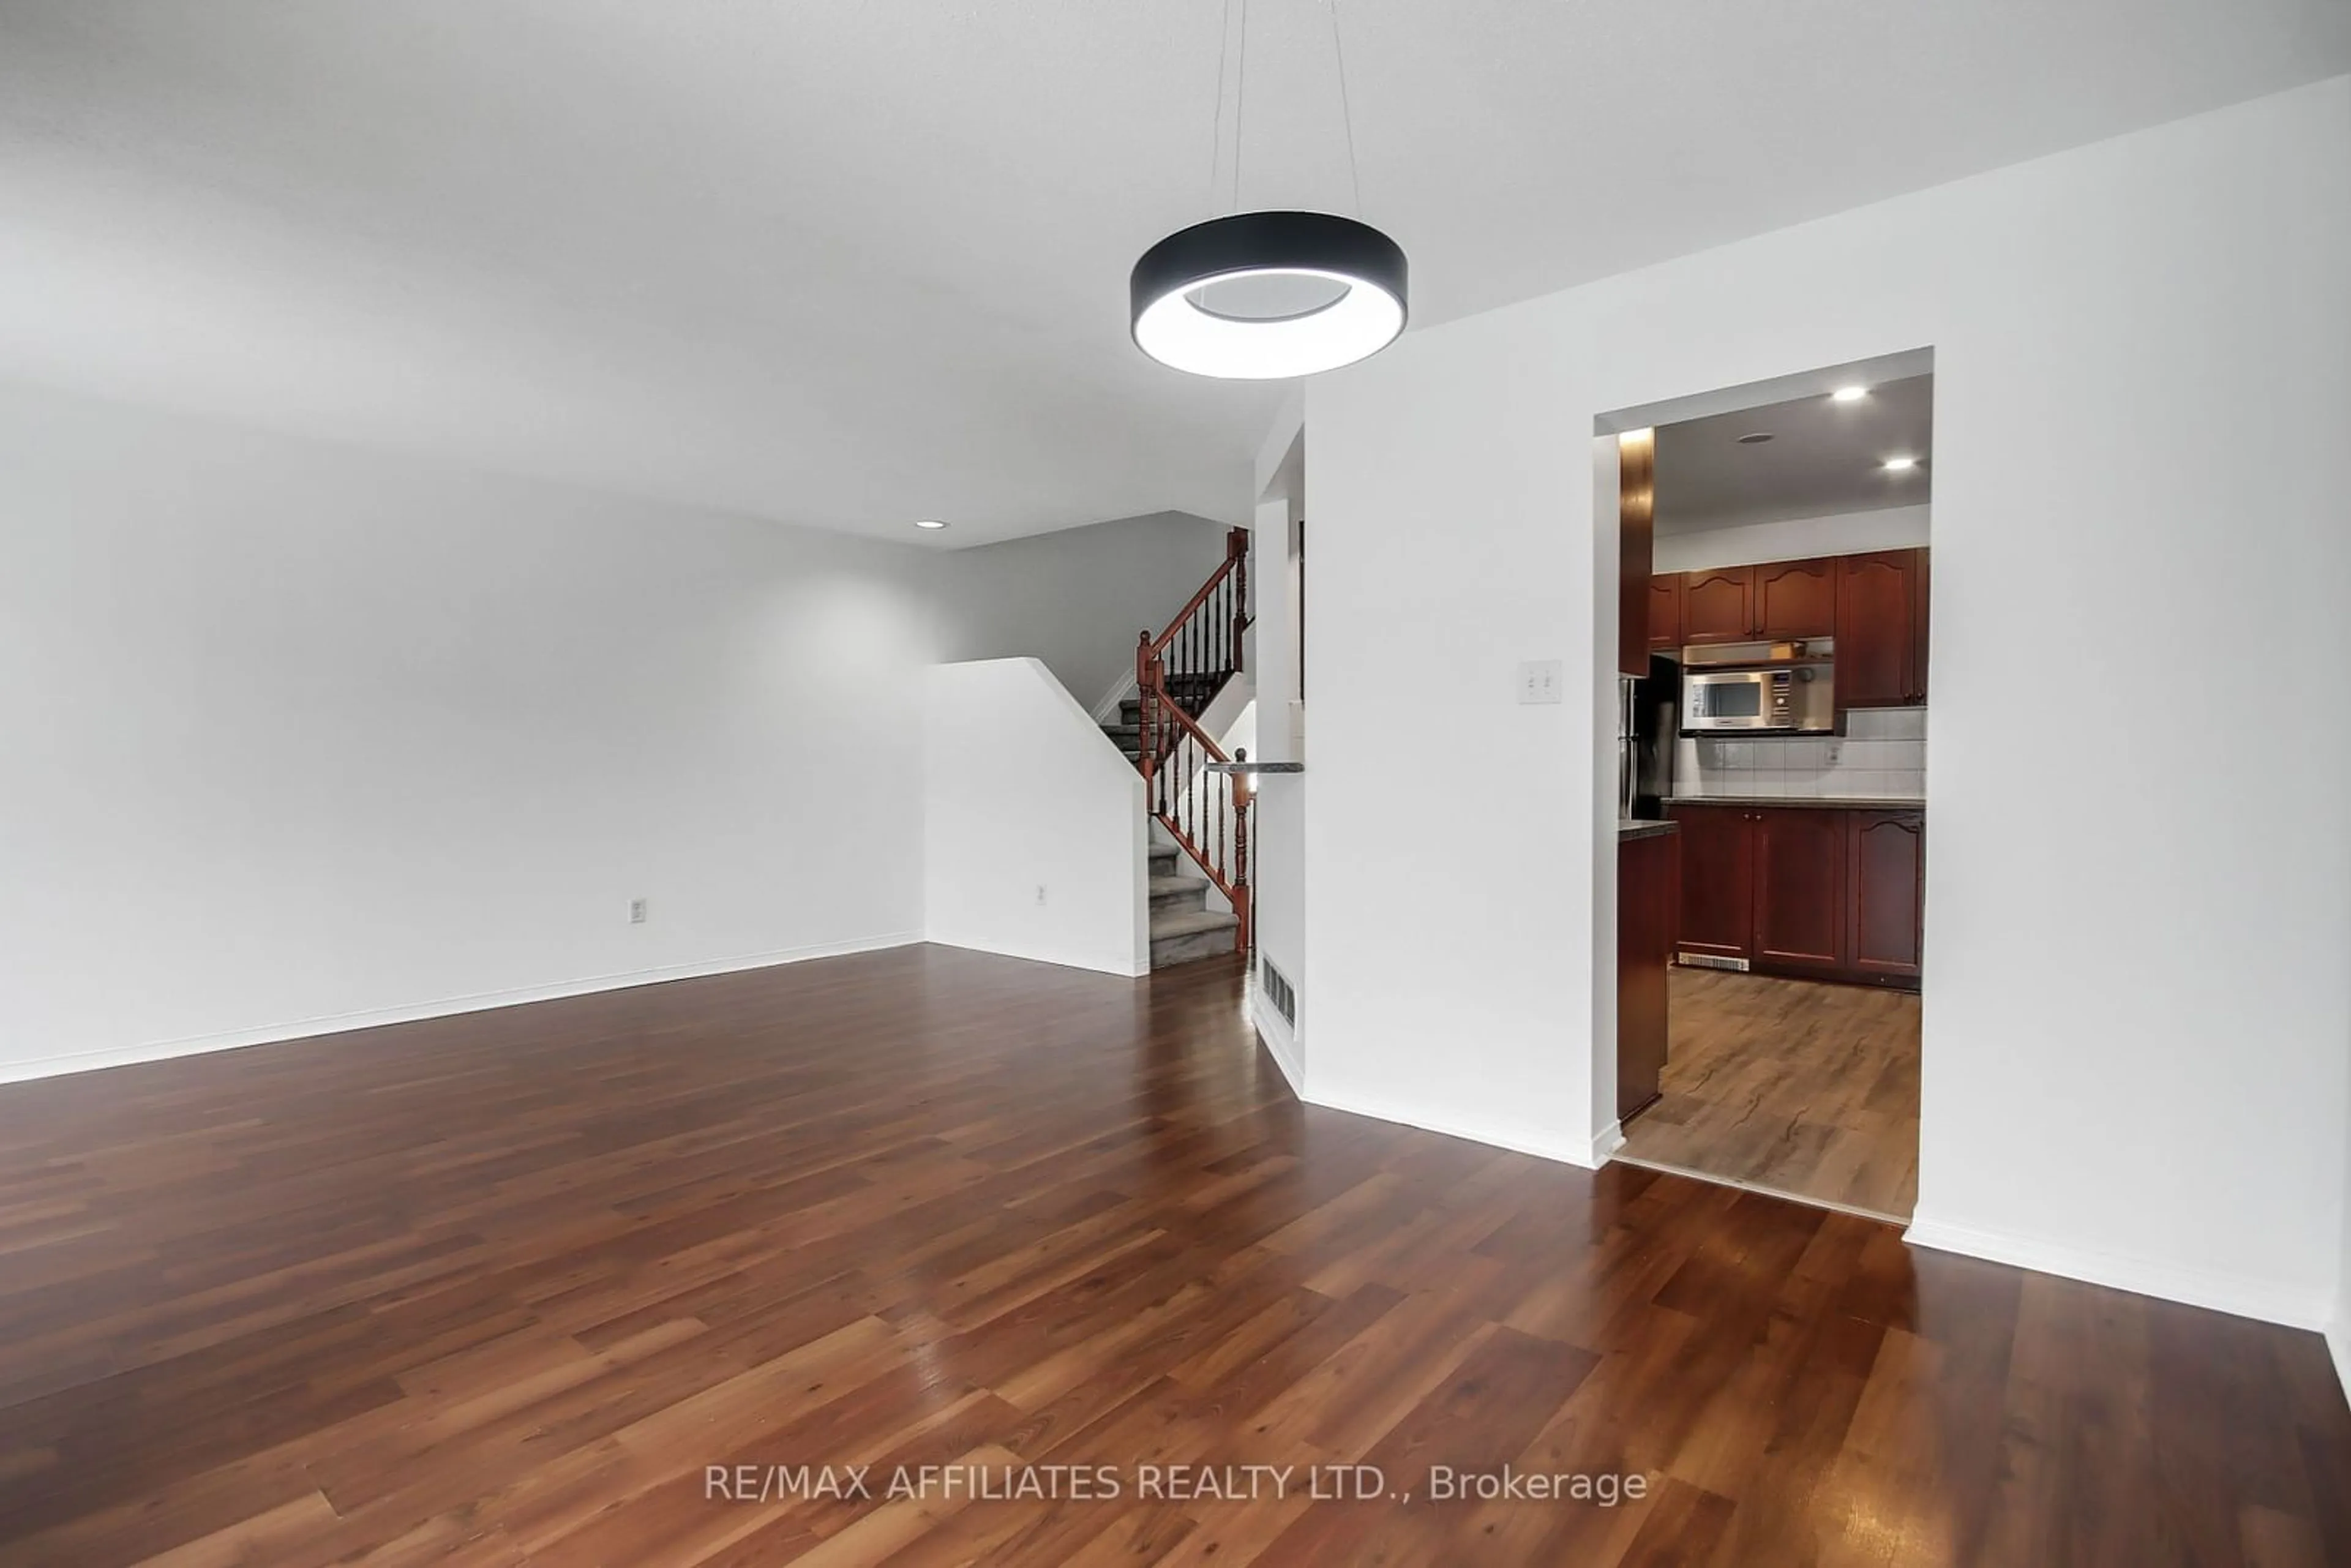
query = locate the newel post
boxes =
[1229,528,1250,675]
[1230,749,1253,955]
[1134,630,1157,803]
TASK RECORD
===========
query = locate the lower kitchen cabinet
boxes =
[1671,804,1753,961]
[1616,829,1678,1122]
[1665,802,1924,988]
[1753,807,1846,972]
[1848,810,1926,981]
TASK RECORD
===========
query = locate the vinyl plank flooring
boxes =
[0,943,2339,1566]
[1620,966,1921,1218]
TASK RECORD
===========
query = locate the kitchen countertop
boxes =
[1667,795,1925,811]
[1618,819,1681,841]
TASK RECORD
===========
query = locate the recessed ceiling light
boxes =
[1832,385,1870,402]
[1736,431,1774,445]
[913,519,950,530]
[1881,456,1919,472]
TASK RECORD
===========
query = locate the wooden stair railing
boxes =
[1136,527,1253,952]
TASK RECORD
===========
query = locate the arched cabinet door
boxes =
[1681,567,1757,645]
[1648,572,1684,650]
[1847,810,1925,980]
[1835,551,1921,707]
[1755,557,1835,639]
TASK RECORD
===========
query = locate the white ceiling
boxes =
[1656,375,1934,534]
[1,3,2343,546]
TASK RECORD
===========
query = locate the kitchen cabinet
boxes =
[1648,573,1684,651]
[1669,805,1754,961]
[1836,549,1929,707]
[1665,802,1924,989]
[1617,828,1678,1122]
[1654,550,1929,712]
[1618,430,1655,678]
[1681,566,1757,645]
[1670,557,1835,644]
[1755,557,1837,639]
[1847,810,1925,981]
[1753,807,1845,971]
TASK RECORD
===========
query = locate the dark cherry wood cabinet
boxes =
[1847,810,1925,981]
[1753,806,1847,971]
[1836,549,1928,707]
[1910,549,1931,705]
[1618,430,1655,678]
[1755,557,1837,640]
[1653,546,1930,711]
[1668,805,1755,961]
[1648,573,1684,651]
[1667,801,1924,989]
[1616,829,1678,1122]
[1680,566,1757,645]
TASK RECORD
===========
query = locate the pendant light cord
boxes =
[1209,0,1231,207]
[1330,0,1363,217]
[1209,0,1363,219]
[1232,0,1249,212]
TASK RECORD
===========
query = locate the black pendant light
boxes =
[1131,1,1407,380]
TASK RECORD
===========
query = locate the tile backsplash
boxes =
[1673,707,1926,800]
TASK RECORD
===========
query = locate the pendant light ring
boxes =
[1130,210,1408,380]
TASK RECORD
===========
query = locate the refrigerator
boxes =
[1617,655,1679,820]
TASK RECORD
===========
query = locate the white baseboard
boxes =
[1302,1087,1603,1169]
[0,931,927,1086]
[1903,1212,2334,1331]
[1247,986,1303,1098]
[1584,1119,1625,1167]
[923,934,1149,979]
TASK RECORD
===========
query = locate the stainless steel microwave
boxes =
[1681,662,1834,734]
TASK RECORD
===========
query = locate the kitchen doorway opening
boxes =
[1600,350,1931,1223]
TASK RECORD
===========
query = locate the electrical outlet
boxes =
[628,897,648,925]
[1517,659,1563,704]
[1035,885,1048,906]
[1824,742,1842,766]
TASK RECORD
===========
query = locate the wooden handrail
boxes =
[1148,686,1229,765]
[1133,525,1254,955]
[1145,527,1250,662]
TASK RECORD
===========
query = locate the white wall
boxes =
[1301,77,2351,1324]
[0,381,1210,1079]
[1244,422,1307,1093]
[922,659,1146,976]
[939,512,1235,716]
[1654,503,1930,574]
[2336,1052,2351,1389]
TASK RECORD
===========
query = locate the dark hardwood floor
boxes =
[0,944,2343,1566]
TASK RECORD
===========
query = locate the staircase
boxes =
[1101,694,1243,967]
[1111,527,1254,969]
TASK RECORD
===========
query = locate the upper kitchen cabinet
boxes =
[1648,572,1684,651]
[1618,429,1656,678]
[1837,549,1930,707]
[1755,557,1836,639]
[1681,566,1757,645]
[1675,558,1835,645]
[1646,573,1683,653]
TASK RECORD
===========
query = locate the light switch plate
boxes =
[1517,660,1563,704]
